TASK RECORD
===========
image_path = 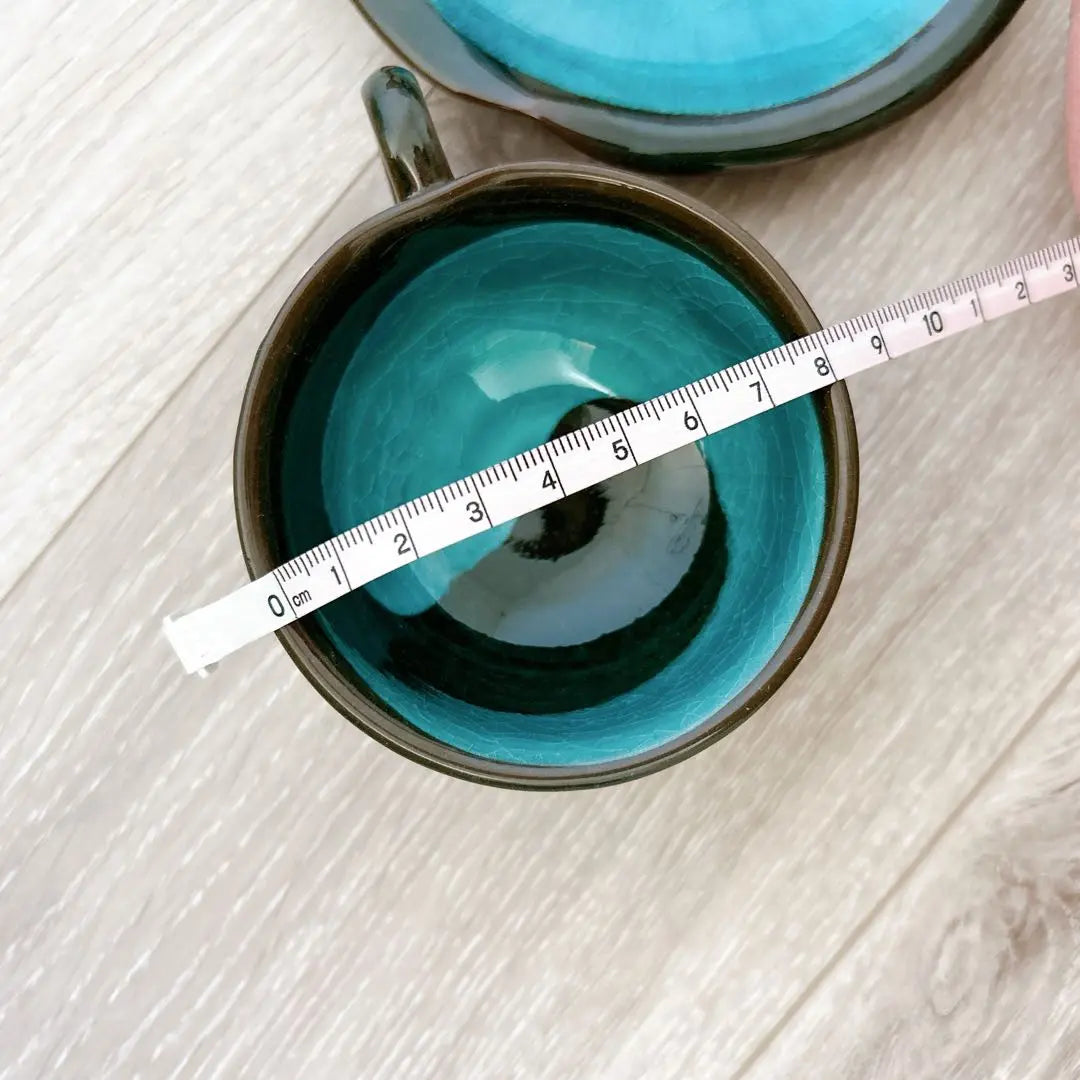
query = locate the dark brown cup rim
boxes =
[234,162,860,790]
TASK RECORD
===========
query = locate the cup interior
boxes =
[240,169,856,785]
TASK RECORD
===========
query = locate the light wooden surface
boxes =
[1,1,1077,1077]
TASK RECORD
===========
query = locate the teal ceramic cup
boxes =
[234,68,859,789]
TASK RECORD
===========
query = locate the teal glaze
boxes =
[427,0,949,115]
[280,220,825,767]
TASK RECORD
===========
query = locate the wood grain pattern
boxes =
[0,0,396,600]
[743,664,1080,1080]
[1,0,1078,1077]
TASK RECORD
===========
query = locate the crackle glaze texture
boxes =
[428,0,949,115]
[280,220,826,766]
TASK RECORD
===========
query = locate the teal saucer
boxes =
[356,0,1024,168]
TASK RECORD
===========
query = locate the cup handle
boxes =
[363,67,453,203]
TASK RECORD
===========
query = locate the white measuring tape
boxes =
[164,236,1080,675]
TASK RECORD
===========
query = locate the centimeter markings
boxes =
[164,236,1080,674]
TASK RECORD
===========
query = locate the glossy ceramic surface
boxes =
[279,217,827,766]
[233,70,858,788]
[429,0,950,115]
[355,0,1024,168]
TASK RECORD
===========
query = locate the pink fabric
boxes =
[1068,0,1080,208]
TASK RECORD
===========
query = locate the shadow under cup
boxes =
[241,170,858,787]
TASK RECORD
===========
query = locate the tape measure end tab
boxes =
[162,613,208,677]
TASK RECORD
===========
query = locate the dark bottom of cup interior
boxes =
[236,168,858,789]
